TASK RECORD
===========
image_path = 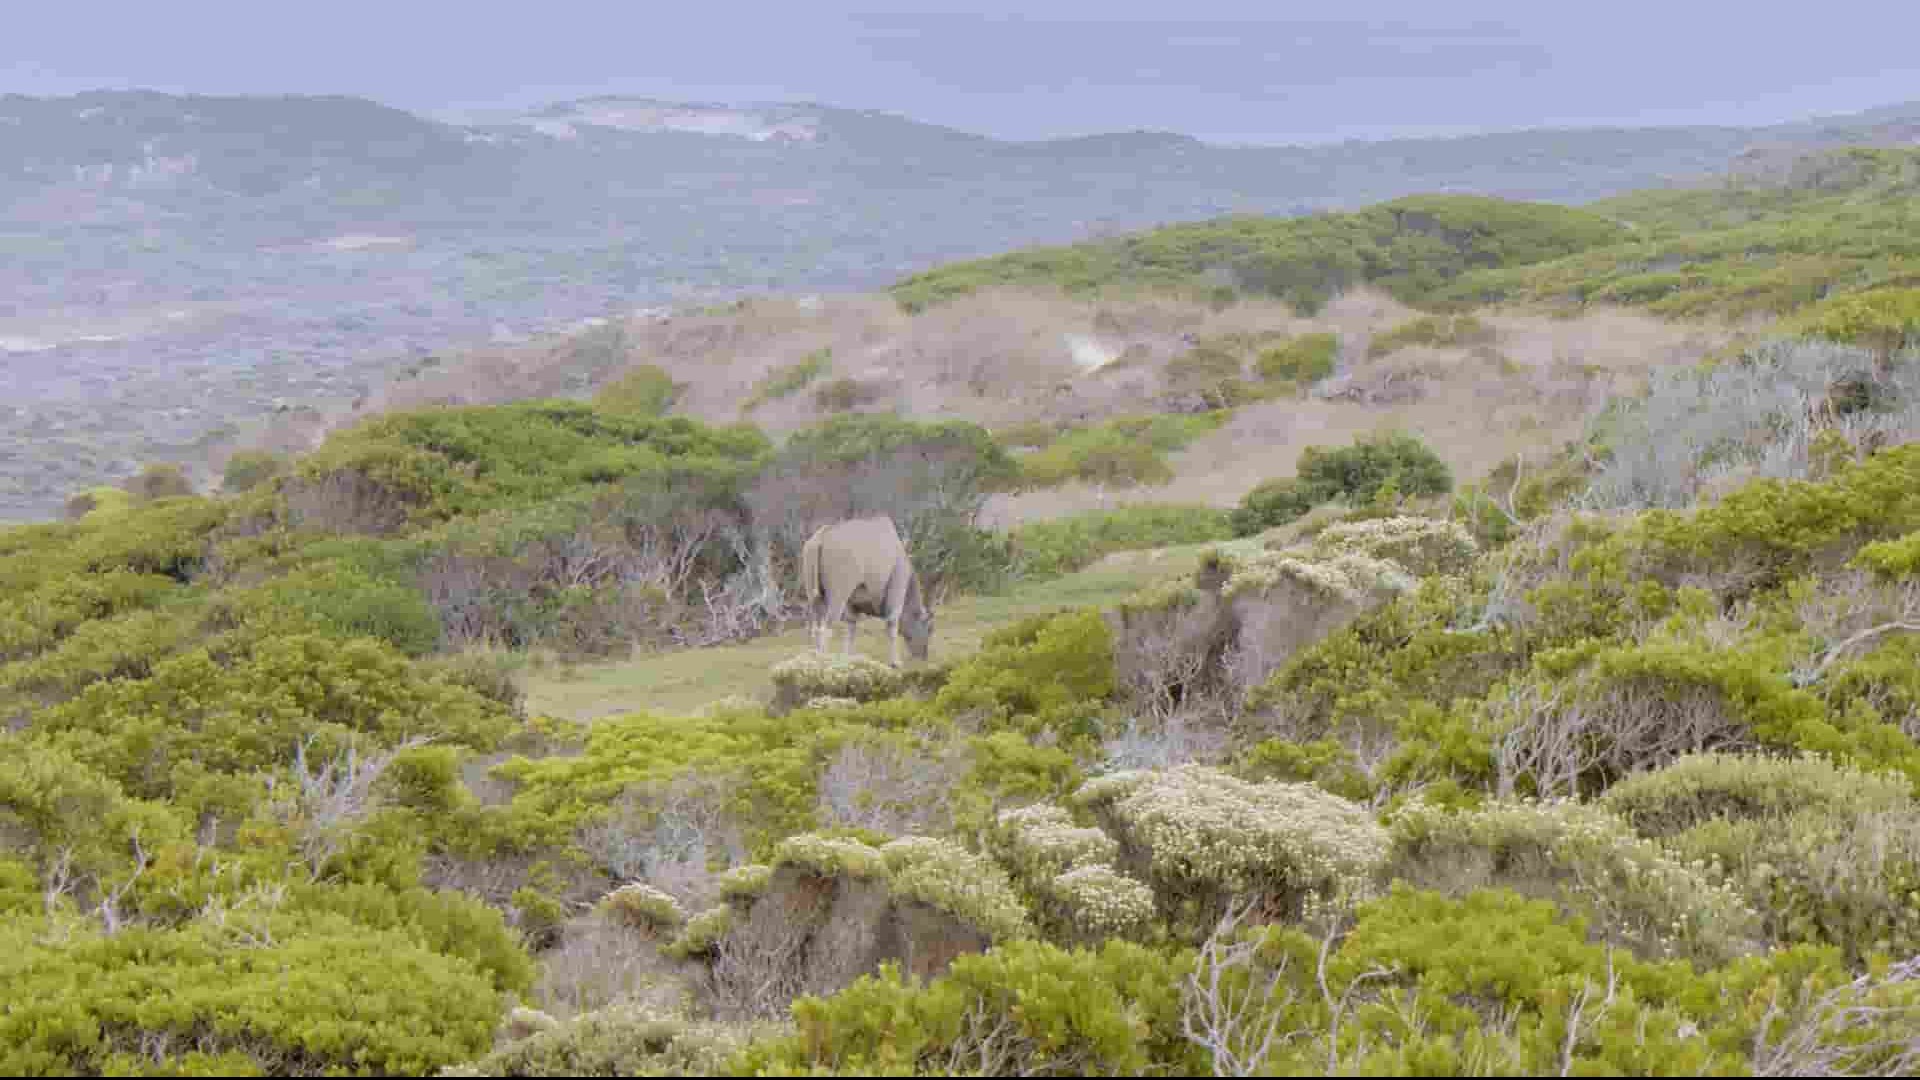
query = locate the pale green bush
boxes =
[601,882,687,933]
[1307,515,1479,577]
[1599,751,1913,838]
[1390,797,1762,964]
[1051,864,1157,939]
[716,863,772,903]
[880,836,1032,941]
[663,905,735,960]
[771,834,887,879]
[1217,547,1416,603]
[1077,765,1389,922]
[768,653,904,713]
[448,1004,776,1077]
[991,803,1119,880]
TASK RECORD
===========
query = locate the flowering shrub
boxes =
[771,833,887,880]
[747,940,1200,1076]
[1599,751,1912,838]
[1389,797,1761,964]
[1308,515,1479,578]
[991,803,1119,880]
[1052,864,1157,939]
[602,881,687,933]
[1077,765,1389,923]
[664,905,735,960]
[768,653,904,713]
[880,836,1031,941]
[449,1005,777,1078]
[717,863,773,903]
[1220,549,1416,604]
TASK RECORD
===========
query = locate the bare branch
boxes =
[1182,896,1300,1076]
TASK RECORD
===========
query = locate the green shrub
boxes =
[1230,477,1316,536]
[1317,887,1727,1076]
[1164,344,1254,409]
[1658,805,1920,963]
[746,940,1200,1076]
[452,1006,771,1077]
[1598,751,1913,839]
[992,419,1061,450]
[1436,150,1920,319]
[879,836,1032,941]
[122,462,197,501]
[1076,765,1389,930]
[1230,432,1452,537]
[1254,332,1340,383]
[1296,431,1453,506]
[31,632,514,802]
[1789,285,1920,360]
[1388,797,1762,965]
[222,451,290,494]
[294,401,769,524]
[935,609,1115,740]
[287,880,535,994]
[496,710,819,856]
[591,364,681,418]
[228,558,442,656]
[1604,754,1920,962]
[62,485,133,521]
[0,920,502,1076]
[1367,313,1497,357]
[1006,504,1232,581]
[601,881,687,933]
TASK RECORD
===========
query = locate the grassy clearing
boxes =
[522,542,1214,721]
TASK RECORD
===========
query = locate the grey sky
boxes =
[6,1,1917,144]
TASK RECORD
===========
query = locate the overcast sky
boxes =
[6,1,1918,144]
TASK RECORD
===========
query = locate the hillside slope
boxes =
[2,95,1917,521]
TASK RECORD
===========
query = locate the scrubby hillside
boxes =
[1437,147,1920,318]
[345,285,1726,527]
[7,159,1920,1075]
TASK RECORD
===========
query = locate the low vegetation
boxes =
[892,193,1628,314]
[8,153,1920,1076]
[1436,147,1920,319]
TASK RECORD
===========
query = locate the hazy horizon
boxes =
[8,1,1919,146]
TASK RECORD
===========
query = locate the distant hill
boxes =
[1,89,1917,521]
[893,146,1920,322]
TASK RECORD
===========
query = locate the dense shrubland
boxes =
[890,194,1628,314]
[11,172,1920,1074]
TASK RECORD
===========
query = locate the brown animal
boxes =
[800,516,934,666]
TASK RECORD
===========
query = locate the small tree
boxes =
[122,462,195,501]
[222,450,289,494]
[593,364,681,417]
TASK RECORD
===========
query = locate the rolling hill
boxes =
[1,90,1918,520]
